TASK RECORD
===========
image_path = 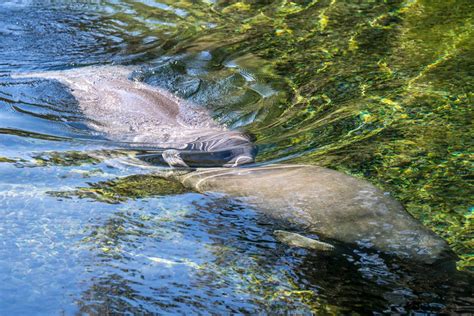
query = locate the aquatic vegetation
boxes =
[32,151,103,167]
[30,150,136,167]
[0,157,15,163]
[50,174,189,203]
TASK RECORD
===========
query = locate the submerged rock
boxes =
[49,174,189,204]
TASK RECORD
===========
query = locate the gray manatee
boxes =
[12,66,255,167]
[169,165,454,263]
[14,66,453,263]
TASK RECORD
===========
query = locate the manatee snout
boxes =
[137,131,257,168]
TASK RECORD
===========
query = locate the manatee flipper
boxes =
[274,230,335,252]
[162,149,189,168]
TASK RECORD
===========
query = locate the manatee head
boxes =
[136,130,257,168]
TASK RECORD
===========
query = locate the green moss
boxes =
[49,174,189,203]
[0,157,16,163]
[33,151,102,167]
[31,150,131,167]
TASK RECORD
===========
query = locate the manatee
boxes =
[13,66,454,264]
[12,66,255,167]
[168,165,454,264]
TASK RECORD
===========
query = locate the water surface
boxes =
[0,0,472,314]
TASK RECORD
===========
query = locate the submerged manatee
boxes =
[170,165,454,263]
[12,66,255,167]
[14,66,453,264]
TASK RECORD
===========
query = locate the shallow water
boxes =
[0,1,472,314]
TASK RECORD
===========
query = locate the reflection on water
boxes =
[0,0,472,314]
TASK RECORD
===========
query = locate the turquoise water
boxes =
[0,1,472,314]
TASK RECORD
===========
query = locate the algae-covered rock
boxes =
[0,157,16,163]
[31,150,131,167]
[49,174,189,203]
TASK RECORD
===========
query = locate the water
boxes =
[0,1,472,314]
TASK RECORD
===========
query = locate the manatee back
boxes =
[177,164,454,263]
[12,66,257,167]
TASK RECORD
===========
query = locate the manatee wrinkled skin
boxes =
[171,164,454,263]
[12,66,255,167]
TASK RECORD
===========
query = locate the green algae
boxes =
[0,157,16,163]
[80,207,192,262]
[200,243,348,313]
[0,2,471,313]
[31,150,133,167]
[49,174,189,204]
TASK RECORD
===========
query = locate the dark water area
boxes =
[0,0,472,314]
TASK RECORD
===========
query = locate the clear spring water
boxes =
[0,1,472,314]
